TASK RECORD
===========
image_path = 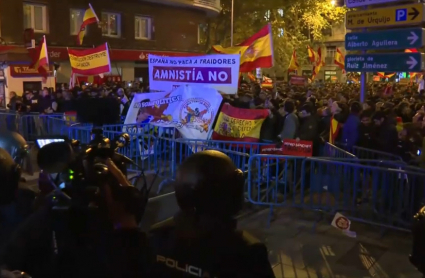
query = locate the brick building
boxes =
[0,0,220,106]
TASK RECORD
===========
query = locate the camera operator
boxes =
[0,158,148,278]
[148,150,275,277]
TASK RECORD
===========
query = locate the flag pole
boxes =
[230,0,234,46]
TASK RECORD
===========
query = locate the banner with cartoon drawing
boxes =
[123,85,223,140]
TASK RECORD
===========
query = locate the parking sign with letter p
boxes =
[396,9,407,21]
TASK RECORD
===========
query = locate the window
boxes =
[23,3,48,33]
[264,10,271,21]
[277,28,284,37]
[70,9,85,35]
[325,70,337,82]
[323,27,333,37]
[101,12,121,37]
[135,16,152,40]
[198,23,208,45]
[325,46,336,64]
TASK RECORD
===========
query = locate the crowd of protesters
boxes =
[4,79,425,165]
[227,80,425,166]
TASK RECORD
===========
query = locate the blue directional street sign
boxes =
[345,53,425,72]
[345,28,425,50]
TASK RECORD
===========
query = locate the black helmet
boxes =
[411,206,425,274]
[0,147,21,205]
[174,150,245,218]
[0,131,31,174]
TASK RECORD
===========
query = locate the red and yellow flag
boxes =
[329,116,341,144]
[312,47,325,80]
[77,4,99,45]
[262,75,273,88]
[29,35,49,79]
[212,24,274,72]
[67,43,111,75]
[288,50,300,73]
[334,48,345,73]
[212,103,269,142]
[247,72,256,81]
[307,46,317,63]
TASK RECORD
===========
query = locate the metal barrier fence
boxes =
[351,145,404,162]
[323,142,357,159]
[1,111,69,142]
[247,154,425,231]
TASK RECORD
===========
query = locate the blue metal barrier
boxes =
[0,110,19,133]
[247,154,425,231]
[17,113,65,141]
[352,145,403,161]
[322,142,357,159]
[154,137,251,191]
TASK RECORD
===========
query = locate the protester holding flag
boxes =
[76,4,99,45]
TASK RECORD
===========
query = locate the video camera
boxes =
[35,128,152,218]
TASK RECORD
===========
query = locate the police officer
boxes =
[148,150,275,278]
[0,131,32,176]
[0,147,35,258]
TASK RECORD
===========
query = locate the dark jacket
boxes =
[342,113,360,149]
[148,211,275,278]
[297,115,319,142]
[377,120,399,154]
[260,110,280,142]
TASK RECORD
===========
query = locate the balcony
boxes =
[142,0,221,16]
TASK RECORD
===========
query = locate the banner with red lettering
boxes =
[260,139,313,157]
[212,103,269,142]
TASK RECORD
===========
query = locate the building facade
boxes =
[0,0,220,105]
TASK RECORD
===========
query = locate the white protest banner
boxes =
[124,85,223,140]
[148,54,240,94]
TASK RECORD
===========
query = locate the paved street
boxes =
[239,208,420,278]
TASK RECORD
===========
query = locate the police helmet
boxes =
[174,150,245,218]
[0,131,31,174]
[0,147,21,205]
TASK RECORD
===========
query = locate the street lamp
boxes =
[330,0,336,6]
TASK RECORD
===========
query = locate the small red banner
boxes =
[260,139,313,157]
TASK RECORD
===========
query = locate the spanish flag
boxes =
[312,47,325,80]
[262,75,273,88]
[212,103,269,142]
[212,24,274,72]
[334,48,345,73]
[307,46,317,63]
[77,3,99,45]
[329,116,341,144]
[29,35,49,79]
[377,72,395,78]
[288,50,300,73]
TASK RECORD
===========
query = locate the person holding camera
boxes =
[0,158,148,278]
[148,150,275,278]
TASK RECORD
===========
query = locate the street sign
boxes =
[345,28,425,50]
[346,0,403,8]
[345,53,424,72]
[346,3,425,29]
